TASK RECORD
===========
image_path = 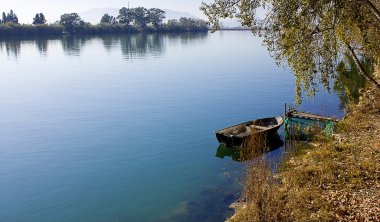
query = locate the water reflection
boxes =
[215,133,284,162]
[36,39,48,56]
[120,34,164,59]
[0,33,208,60]
[334,55,372,110]
[0,39,21,58]
[100,35,120,52]
[166,32,208,47]
[61,36,92,56]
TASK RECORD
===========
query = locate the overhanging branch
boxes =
[362,0,380,21]
[346,42,380,89]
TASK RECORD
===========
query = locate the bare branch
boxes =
[362,0,380,21]
[346,42,380,89]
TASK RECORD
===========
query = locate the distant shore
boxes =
[0,26,265,38]
[0,8,209,37]
[0,23,210,37]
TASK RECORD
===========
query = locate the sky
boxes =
[1,0,214,24]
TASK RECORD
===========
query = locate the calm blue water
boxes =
[0,32,343,222]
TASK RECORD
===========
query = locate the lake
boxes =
[0,31,343,222]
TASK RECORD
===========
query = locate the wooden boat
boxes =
[285,110,338,140]
[215,116,284,148]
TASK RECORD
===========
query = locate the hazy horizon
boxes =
[1,0,213,24]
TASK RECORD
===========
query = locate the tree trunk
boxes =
[346,43,380,89]
[362,0,380,21]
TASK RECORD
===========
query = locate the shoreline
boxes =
[0,25,265,38]
[227,68,380,221]
[0,24,209,38]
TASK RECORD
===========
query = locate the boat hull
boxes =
[216,132,284,161]
[215,116,283,148]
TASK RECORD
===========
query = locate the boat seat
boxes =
[250,125,270,130]
[245,126,251,133]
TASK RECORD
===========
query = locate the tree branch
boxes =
[362,0,380,21]
[282,26,335,49]
[346,42,380,89]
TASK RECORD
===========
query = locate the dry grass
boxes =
[230,132,289,222]
[228,67,380,222]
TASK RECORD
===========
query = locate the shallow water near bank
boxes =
[0,32,343,221]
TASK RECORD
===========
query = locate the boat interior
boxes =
[218,116,283,137]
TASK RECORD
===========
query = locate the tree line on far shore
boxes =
[0,7,209,37]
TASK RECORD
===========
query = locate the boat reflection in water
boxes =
[215,132,284,162]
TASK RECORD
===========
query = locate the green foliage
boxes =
[1,10,19,24]
[0,24,63,37]
[0,7,208,36]
[334,55,373,109]
[166,17,208,31]
[132,7,149,28]
[148,8,166,29]
[59,13,88,33]
[33,13,47,25]
[100,14,117,25]
[117,7,133,25]
[201,0,380,103]
[117,7,166,29]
